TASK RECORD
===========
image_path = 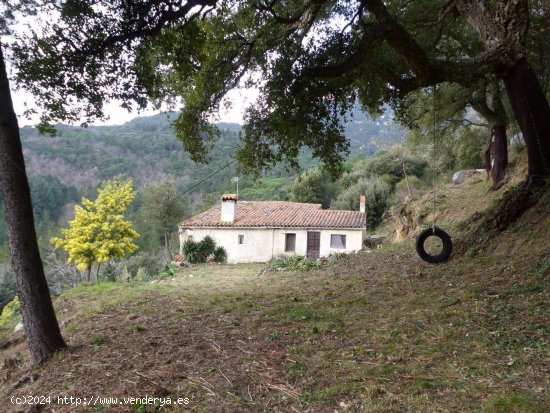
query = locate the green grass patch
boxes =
[482,390,543,413]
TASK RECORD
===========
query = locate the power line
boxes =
[176,158,237,200]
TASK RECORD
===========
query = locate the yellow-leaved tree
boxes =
[51,177,139,282]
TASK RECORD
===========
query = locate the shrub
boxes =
[125,252,163,276]
[183,239,201,263]
[454,128,485,170]
[290,167,340,208]
[184,237,226,264]
[198,236,216,261]
[159,264,178,279]
[331,177,391,228]
[359,150,427,185]
[135,267,149,281]
[213,246,227,263]
[117,265,132,283]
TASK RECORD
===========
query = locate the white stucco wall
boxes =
[179,227,365,264]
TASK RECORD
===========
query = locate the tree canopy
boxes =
[51,177,139,280]
[13,0,550,177]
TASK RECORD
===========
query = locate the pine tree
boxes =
[51,177,139,282]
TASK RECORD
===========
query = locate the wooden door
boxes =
[306,231,321,259]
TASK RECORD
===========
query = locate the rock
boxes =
[364,235,386,248]
[14,321,24,333]
[452,169,485,185]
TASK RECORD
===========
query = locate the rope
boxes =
[432,85,437,233]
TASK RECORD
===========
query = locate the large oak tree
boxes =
[14,0,550,179]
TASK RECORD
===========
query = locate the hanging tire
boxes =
[416,227,453,264]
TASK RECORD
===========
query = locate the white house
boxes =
[178,194,367,264]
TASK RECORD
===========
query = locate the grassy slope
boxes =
[0,171,549,413]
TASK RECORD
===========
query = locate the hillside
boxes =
[20,109,403,194]
[0,158,548,412]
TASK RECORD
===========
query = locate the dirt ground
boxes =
[1,238,548,413]
[0,168,549,412]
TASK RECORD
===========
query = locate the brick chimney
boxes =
[221,193,237,223]
[359,195,366,213]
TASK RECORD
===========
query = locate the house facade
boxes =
[179,194,367,264]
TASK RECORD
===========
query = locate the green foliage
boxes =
[332,177,391,229]
[291,167,341,208]
[213,246,227,263]
[182,239,201,264]
[100,261,118,282]
[135,267,149,282]
[183,237,225,264]
[90,335,107,346]
[267,256,323,271]
[358,150,427,186]
[51,177,139,272]
[159,264,178,279]
[139,176,188,251]
[0,296,20,327]
[124,253,162,278]
[455,128,485,170]
[15,0,489,176]
[0,269,16,312]
[117,265,131,283]
[198,236,216,261]
[399,84,491,173]
[482,391,542,413]
[510,139,526,154]
[28,175,79,221]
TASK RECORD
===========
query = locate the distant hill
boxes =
[20,109,404,195]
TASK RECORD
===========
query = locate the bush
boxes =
[125,252,162,277]
[213,246,227,263]
[454,128,485,170]
[117,265,131,282]
[290,167,340,207]
[135,267,149,281]
[198,236,216,261]
[184,237,226,264]
[183,239,201,263]
[159,264,178,279]
[331,177,391,228]
[359,150,427,185]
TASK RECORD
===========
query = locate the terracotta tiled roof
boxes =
[180,201,366,229]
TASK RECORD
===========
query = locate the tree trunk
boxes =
[491,125,508,186]
[164,227,173,261]
[503,57,550,177]
[85,263,92,282]
[484,133,492,179]
[472,81,509,187]
[0,46,65,365]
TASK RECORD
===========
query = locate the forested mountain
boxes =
[20,109,404,197]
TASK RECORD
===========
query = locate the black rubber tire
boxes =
[415,227,453,264]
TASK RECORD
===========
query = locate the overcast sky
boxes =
[11,81,259,127]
